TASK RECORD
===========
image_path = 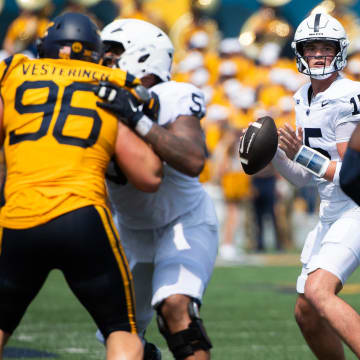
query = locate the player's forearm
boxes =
[145,123,205,177]
[321,140,347,184]
[122,149,163,192]
[280,145,341,185]
[322,160,338,183]
[114,122,163,192]
[272,148,313,187]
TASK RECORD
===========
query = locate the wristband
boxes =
[294,145,330,177]
[135,115,153,137]
[332,161,341,185]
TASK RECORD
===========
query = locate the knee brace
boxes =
[155,298,212,360]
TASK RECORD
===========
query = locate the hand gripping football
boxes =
[239,116,278,175]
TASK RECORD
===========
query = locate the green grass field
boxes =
[5,261,360,359]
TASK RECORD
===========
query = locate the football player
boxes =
[270,13,360,359]
[94,19,219,360]
[0,12,163,360]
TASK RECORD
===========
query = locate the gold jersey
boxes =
[0,54,136,229]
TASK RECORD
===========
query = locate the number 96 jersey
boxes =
[0,54,132,229]
[294,75,360,221]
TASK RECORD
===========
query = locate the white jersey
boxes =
[107,80,209,229]
[294,75,360,222]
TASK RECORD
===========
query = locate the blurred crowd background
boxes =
[1,0,360,260]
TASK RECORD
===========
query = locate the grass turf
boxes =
[5,264,360,359]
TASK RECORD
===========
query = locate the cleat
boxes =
[144,341,162,360]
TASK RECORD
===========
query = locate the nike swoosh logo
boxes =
[321,101,329,107]
[128,99,138,112]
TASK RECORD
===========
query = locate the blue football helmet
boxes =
[37,12,103,63]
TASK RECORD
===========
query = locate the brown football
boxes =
[238,116,278,175]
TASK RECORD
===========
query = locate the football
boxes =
[239,116,278,175]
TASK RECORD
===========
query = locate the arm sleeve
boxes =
[271,148,313,187]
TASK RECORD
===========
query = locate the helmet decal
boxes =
[314,13,321,33]
[72,42,83,53]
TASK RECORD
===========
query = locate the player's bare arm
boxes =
[114,121,163,193]
[145,115,206,177]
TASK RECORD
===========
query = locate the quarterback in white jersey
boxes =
[96,19,218,360]
[271,13,360,359]
[293,76,360,222]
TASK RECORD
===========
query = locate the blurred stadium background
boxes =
[2,0,360,261]
[3,2,360,359]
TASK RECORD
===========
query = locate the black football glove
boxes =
[95,82,160,124]
[143,91,160,122]
[95,82,144,128]
[128,84,160,122]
